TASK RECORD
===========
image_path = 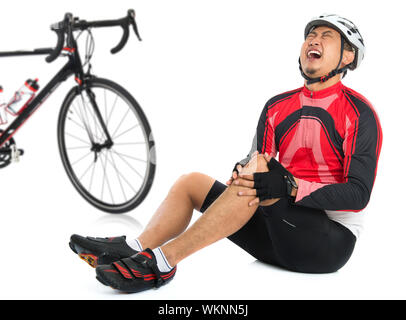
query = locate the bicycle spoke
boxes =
[79,156,96,181]
[106,94,119,128]
[85,90,112,144]
[70,100,102,146]
[104,89,108,128]
[99,150,115,204]
[60,80,154,212]
[113,142,146,146]
[89,94,107,142]
[80,94,96,135]
[111,108,130,138]
[67,112,87,132]
[113,123,140,140]
[66,132,91,145]
[80,94,104,142]
[88,157,97,193]
[92,102,101,142]
[111,149,143,179]
[104,151,138,195]
[108,149,127,202]
[111,150,147,163]
[71,151,92,166]
[104,151,115,204]
[67,146,91,150]
[76,96,95,143]
[100,151,107,202]
[72,101,87,129]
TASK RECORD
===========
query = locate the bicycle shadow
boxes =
[90,214,144,237]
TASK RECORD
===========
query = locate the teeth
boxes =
[308,50,321,57]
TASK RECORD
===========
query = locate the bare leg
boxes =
[161,154,270,267]
[137,172,216,250]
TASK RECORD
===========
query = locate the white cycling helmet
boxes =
[304,14,365,70]
[300,14,365,84]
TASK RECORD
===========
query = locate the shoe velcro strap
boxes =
[131,254,165,288]
[121,254,164,288]
[112,261,134,279]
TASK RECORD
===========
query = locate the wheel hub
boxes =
[90,140,113,161]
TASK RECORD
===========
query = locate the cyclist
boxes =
[70,14,382,293]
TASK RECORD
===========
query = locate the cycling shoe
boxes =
[69,234,138,268]
[96,249,176,293]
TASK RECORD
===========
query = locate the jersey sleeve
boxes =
[294,107,383,211]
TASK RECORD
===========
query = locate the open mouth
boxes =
[307,49,322,61]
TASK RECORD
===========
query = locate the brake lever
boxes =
[110,9,142,54]
[46,13,72,63]
[128,9,142,41]
[131,20,142,41]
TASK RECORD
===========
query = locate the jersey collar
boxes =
[302,81,343,99]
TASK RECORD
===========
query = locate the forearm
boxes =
[294,178,370,211]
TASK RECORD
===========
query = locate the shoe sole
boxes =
[96,275,109,286]
[95,266,176,294]
[69,241,101,268]
[79,253,99,268]
[69,239,125,268]
[95,274,140,293]
[95,270,122,291]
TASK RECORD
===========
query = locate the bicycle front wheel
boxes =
[57,77,155,214]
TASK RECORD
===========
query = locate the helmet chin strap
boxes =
[299,35,350,85]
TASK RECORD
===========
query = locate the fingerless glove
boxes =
[253,158,293,200]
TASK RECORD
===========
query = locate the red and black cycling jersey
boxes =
[239,81,382,212]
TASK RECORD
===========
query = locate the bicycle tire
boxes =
[57,77,155,214]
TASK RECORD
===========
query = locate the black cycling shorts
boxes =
[199,180,356,274]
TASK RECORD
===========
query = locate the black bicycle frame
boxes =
[0,46,112,149]
[0,10,139,149]
[0,51,79,147]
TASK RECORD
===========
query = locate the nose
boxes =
[309,38,320,47]
[308,34,322,47]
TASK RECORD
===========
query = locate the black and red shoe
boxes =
[69,234,138,268]
[95,248,177,293]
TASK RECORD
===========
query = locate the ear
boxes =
[341,50,355,68]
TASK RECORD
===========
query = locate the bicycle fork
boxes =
[83,87,114,162]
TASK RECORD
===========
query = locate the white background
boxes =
[0,0,404,300]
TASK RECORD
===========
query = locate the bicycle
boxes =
[0,10,156,214]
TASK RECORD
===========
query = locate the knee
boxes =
[176,172,203,185]
[242,154,269,174]
[173,172,215,210]
[173,172,206,194]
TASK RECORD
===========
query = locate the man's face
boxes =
[300,25,344,78]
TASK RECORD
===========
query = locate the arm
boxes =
[236,154,297,207]
[294,108,382,211]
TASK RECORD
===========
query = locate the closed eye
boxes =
[307,30,334,40]
[306,32,316,40]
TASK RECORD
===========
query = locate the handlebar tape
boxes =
[111,23,130,54]
[45,29,65,63]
